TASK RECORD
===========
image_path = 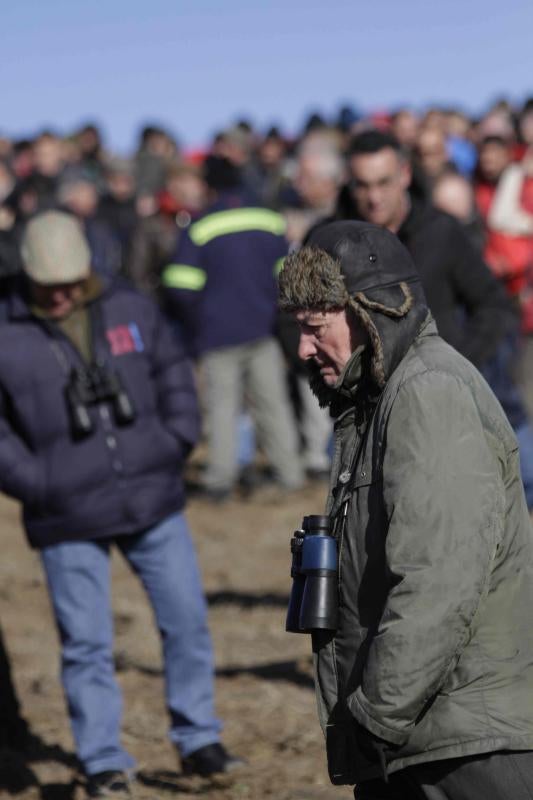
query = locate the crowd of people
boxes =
[0,95,533,798]
[0,98,532,499]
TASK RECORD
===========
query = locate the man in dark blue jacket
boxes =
[162,157,304,499]
[0,211,240,797]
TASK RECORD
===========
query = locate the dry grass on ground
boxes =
[0,481,353,800]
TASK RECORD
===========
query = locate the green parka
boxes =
[317,317,533,786]
[279,221,533,786]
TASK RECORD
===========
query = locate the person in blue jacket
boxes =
[162,156,304,500]
[0,211,241,798]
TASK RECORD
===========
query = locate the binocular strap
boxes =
[48,338,74,376]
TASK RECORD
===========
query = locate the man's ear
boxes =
[346,304,369,349]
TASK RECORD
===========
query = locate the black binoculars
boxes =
[286,514,339,634]
[65,362,135,438]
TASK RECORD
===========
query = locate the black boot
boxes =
[86,770,132,798]
[181,743,245,777]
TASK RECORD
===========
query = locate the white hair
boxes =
[297,141,346,185]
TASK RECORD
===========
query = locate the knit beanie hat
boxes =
[21,211,91,285]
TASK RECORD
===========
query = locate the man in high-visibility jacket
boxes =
[162,156,304,500]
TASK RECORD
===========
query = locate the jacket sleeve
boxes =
[160,227,206,356]
[446,219,517,367]
[0,390,42,504]
[488,164,533,236]
[150,306,201,456]
[347,370,504,746]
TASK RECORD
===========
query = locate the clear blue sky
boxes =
[2,0,532,153]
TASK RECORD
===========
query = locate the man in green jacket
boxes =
[279,220,533,799]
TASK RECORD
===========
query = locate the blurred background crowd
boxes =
[0,94,532,498]
[1,97,531,277]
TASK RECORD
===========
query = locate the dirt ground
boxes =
[0,475,354,800]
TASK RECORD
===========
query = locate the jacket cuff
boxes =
[347,690,409,747]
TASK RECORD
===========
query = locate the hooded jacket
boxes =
[279,221,533,784]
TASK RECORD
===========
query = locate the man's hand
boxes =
[355,726,395,782]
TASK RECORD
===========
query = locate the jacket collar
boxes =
[397,194,434,241]
[8,274,110,322]
[332,312,436,423]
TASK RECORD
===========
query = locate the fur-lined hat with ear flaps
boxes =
[279,221,430,389]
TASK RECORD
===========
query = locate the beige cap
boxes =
[21,211,91,285]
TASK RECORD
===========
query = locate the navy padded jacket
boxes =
[0,281,199,548]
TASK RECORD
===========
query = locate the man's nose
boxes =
[298,334,316,361]
[368,186,382,205]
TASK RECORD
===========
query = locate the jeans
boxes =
[41,512,221,776]
[481,336,533,508]
[237,412,256,467]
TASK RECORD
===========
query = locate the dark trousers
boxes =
[356,751,533,799]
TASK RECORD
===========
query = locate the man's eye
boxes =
[300,323,325,337]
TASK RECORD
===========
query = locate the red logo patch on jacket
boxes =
[106,324,144,356]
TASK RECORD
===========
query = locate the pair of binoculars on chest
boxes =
[65,362,135,438]
[286,514,339,634]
